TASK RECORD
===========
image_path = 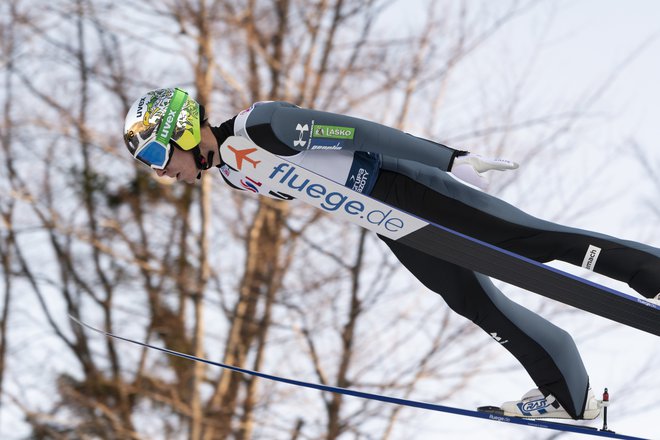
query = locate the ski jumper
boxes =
[211,101,660,419]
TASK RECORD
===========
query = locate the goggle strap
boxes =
[155,88,188,145]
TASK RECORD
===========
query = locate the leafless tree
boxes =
[1,1,657,440]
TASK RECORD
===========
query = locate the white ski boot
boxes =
[498,388,601,420]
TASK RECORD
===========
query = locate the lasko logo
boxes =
[269,162,406,233]
[227,145,261,170]
[313,124,355,140]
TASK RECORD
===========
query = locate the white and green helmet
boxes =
[123,88,203,170]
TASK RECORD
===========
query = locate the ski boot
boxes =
[480,387,601,420]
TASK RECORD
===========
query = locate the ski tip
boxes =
[68,314,83,327]
[67,314,103,335]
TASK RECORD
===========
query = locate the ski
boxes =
[70,316,648,440]
[218,137,660,336]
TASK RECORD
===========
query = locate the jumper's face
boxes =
[155,146,198,184]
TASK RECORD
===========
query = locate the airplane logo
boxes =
[227,145,261,170]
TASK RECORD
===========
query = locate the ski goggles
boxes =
[133,88,189,170]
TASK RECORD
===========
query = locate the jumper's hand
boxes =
[450,153,519,190]
[453,153,519,173]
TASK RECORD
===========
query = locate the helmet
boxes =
[123,88,202,170]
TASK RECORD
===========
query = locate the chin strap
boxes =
[192,147,215,180]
